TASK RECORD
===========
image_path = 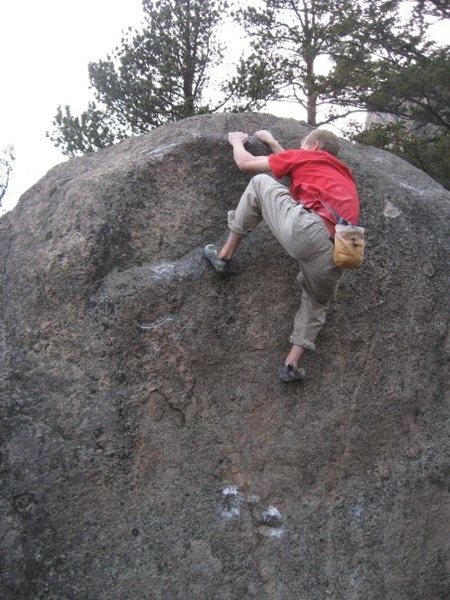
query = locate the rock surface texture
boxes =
[0,113,449,600]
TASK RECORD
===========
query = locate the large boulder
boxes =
[0,113,448,600]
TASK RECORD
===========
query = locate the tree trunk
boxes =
[305,57,317,126]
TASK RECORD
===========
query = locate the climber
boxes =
[203,128,360,382]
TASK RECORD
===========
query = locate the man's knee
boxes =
[250,174,288,207]
[251,173,272,184]
[250,173,273,192]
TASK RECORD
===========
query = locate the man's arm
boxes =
[228,132,270,173]
[255,130,285,154]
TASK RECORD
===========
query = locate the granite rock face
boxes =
[0,113,449,600]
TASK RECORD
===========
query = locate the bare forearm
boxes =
[266,139,284,154]
[255,130,285,154]
[227,131,271,172]
[232,143,254,170]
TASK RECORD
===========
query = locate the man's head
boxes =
[301,129,340,157]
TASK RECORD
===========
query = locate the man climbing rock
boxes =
[204,128,360,382]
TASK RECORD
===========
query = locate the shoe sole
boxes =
[279,368,306,383]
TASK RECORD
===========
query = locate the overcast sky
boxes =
[0,1,446,215]
[0,0,145,214]
[0,0,319,215]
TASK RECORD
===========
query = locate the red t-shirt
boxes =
[268,149,360,236]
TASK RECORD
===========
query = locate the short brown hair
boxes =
[302,129,340,156]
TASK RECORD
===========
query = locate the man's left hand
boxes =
[228,131,249,146]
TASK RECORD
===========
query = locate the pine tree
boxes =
[234,1,447,128]
[49,0,230,156]
[233,0,370,126]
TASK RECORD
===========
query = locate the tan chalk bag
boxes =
[333,224,365,269]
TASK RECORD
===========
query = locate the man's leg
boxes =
[218,231,241,260]
[290,252,341,354]
[223,174,319,377]
[277,205,341,379]
[280,263,339,381]
[205,174,291,271]
[206,174,338,378]
[284,344,305,367]
[237,175,340,376]
[226,174,300,249]
[278,343,306,382]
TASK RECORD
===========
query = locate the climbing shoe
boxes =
[203,244,230,274]
[279,364,306,383]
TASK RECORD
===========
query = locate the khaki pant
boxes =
[228,174,341,350]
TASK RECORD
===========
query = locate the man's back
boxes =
[269,148,360,234]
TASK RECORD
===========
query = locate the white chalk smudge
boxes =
[383,200,401,219]
[259,505,284,539]
[139,315,176,332]
[351,503,364,520]
[222,506,240,519]
[261,526,285,539]
[398,180,427,195]
[147,142,179,159]
[245,494,260,504]
[220,486,241,519]
[264,505,282,519]
[222,486,239,497]
[218,487,286,540]
[149,263,176,279]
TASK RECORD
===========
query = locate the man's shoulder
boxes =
[280,148,331,160]
[269,148,305,161]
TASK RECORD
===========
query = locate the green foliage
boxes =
[341,32,449,189]
[234,0,365,126]
[364,49,450,129]
[225,52,283,112]
[232,0,450,189]
[350,121,450,189]
[325,7,445,121]
[0,145,15,207]
[235,1,449,131]
[48,103,125,156]
[49,0,449,181]
[49,0,230,156]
